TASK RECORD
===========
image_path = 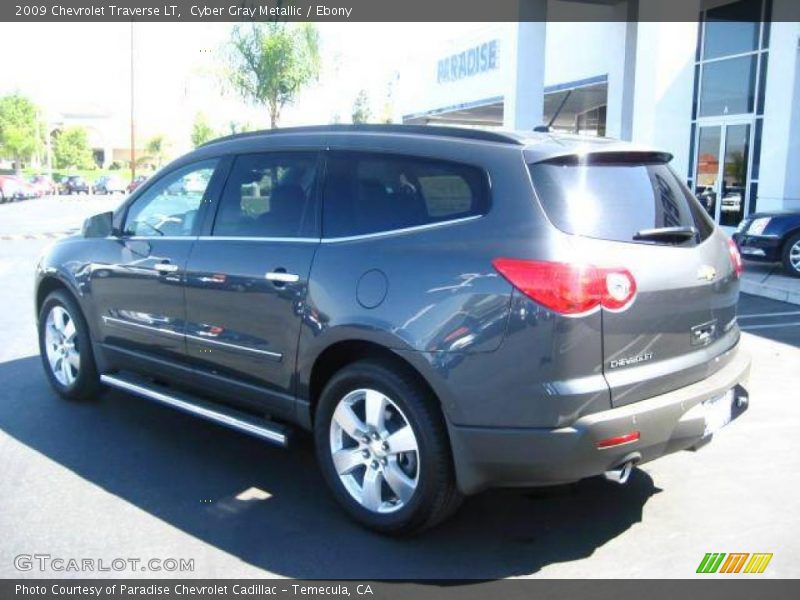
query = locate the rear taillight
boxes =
[492,258,637,316]
[727,238,744,278]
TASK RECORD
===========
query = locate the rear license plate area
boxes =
[703,389,734,437]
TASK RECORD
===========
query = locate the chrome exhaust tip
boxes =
[604,460,635,485]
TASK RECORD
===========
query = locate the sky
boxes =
[0,22,481,154]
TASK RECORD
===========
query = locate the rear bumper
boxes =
[448,345,751,495]
[732,233,783,262]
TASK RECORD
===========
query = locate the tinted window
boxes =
[124,160,217,237]
[213,152,318,238]
[529,159,713,244]
[699,55,756,117]
[702,0,761,60]
[323,152,488,238]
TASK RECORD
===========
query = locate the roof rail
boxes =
[200,124,524,147]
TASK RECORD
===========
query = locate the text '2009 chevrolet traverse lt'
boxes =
[36,125,750,534]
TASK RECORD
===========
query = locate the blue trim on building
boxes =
[544,74,608,94]
[402,95,504,121]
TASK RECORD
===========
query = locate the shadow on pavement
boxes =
[0,355,660,579]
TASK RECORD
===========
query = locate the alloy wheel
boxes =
[328,388,420,514]
[790,240,800,273]
[44,305,80,386]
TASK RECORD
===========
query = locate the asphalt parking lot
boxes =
[0,195,799,579]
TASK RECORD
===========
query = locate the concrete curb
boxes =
[740,263,800,306]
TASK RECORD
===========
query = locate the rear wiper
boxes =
[633,226,698,243]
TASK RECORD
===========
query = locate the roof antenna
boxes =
[534,88,573,133]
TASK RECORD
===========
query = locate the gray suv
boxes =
[35,125,750,534]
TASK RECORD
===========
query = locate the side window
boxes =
[212,152,319,238]
[323,152,488,238]
[124,160,218,237]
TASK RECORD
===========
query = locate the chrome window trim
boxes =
[196,236,320,243]
[192,215,482,244]
[102,316,282,361]
[118,236,198,241]
[321,214,483,244]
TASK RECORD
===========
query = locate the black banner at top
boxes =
[4,0,800,22]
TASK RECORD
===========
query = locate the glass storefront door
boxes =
[693,122,751,228]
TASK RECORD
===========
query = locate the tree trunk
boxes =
[269,101,279,129]
[14,156,22,177]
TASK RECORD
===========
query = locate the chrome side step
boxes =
[100,373,289,447]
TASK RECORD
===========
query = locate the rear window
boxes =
[323,152,488,238]
[529,158,713,244]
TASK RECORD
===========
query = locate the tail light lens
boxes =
[727,238,743,278]
[492,258,637,316]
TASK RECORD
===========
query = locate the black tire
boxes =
[38,289,102,401]
[314,360,462,535]
[781,232,800,278]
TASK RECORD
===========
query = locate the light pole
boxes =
[130,21,136,180]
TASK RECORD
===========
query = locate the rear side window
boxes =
[323,152,488,238]
[529,158,714,244]
[212,152,319,238]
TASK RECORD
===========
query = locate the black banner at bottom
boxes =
[3,580,799,600]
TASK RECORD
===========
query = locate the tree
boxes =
[351,89,371,124]
[0,93,42,175]
[53,126,94,170]
[227,23,320,128]
[227,121,255,135]
[191,112,217,148]
[144,134,170,168]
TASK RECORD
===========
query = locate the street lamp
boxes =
[130,21,136,180]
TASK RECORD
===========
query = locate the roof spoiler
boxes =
[525,147,673,166]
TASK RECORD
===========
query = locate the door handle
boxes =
[154,262,179,274]
[265,270,300,284]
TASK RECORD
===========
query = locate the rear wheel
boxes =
[38,290,102,400]
[782,232,800,278]
[314,360,462,535]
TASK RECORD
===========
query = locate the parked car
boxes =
[0,175,35,202]
[35,125,750,535]
[29,174,58,196]
[94,175,126,195]
[733,210,800,277]
[0,175,22,202]
[61,175,91,195]
[127,175,147,194]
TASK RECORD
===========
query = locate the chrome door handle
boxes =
[154,263,179,273]
[265,271,299,283]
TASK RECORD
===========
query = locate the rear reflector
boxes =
[492,258,637,316]
[727,238,744,278]
[596,431,640,449]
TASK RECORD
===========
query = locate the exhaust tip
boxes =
[604,455,640,485]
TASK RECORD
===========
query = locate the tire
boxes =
[314,360,462,535]
[782,232,800,278]
[38,289,102,401]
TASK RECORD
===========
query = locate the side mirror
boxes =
[82,212,114,238]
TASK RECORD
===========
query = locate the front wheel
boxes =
[38,290,102,400]
[782,232,800,278]
[314,361,462,535]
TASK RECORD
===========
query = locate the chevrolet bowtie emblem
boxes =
[698,265,717,281]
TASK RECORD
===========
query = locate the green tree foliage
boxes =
[0,93,42,175]
[227,23,320,128]
[351,89,371,124]
[144,134,170,168]
[191,112,217,148]
[54,126,94,170]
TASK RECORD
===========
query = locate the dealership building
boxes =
[398,0,800,229]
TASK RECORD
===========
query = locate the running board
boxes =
[100,373,290,447]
